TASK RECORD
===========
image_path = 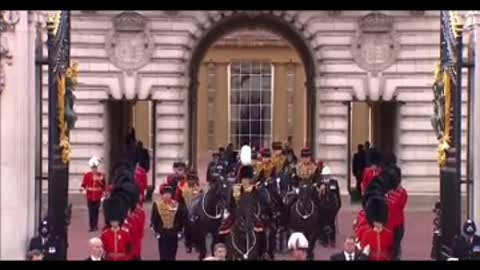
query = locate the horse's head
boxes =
[212,176,233,208]
[235,193,258,232]
[298,183,314,202]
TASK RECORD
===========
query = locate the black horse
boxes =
[190,176,233,260]
[288,183,319,260]
[316,178,342,248]
[224,191,263,260]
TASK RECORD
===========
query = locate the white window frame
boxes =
[227,61,274,150]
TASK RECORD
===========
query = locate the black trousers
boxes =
[392,224,405,260]
[87,200,101,230]
[158,230,178,261]
[184,222,193,249]
[354,172,363,195]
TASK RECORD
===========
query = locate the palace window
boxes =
[229,61,273,150]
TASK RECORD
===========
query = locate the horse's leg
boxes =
[307,233,316,261]
[197,232,207,260]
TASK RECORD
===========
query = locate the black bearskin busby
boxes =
[103,193,129,226]
[365,195,389,226]
[383,165,401,192]
[361,176,386,208]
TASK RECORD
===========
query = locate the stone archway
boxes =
[184,11,320,169]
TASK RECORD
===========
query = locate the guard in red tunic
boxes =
[384,166,408,260]
[361,149,383,195]
[81,156,106,232]
[101,195,134,261]
[360,196,394,261]
[135,161,148,205]
[165,161,187,194]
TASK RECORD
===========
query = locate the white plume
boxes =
[322,166,331,175]
[240,145,252,165]
[288,232,309,250]
[88,156,101,168]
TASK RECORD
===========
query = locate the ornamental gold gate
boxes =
[45,11,77,260]
[431,11,467,259]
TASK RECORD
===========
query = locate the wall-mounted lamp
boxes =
[0,10,20,93]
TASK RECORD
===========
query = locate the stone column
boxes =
[465,11,480,227]
[0,11,37,259]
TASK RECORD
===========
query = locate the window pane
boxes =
[252,63,261,74]
[262,91,271,104]
[261,75,271,90]
[239,136,249,147]
[251,137,261,150]
[251,75,261,90]
[231,63,241,74]
[241,75,251,90]
[231,105,239,120]
[231,75,241,89]
[261,63,272,75]
[240,121,250,135]
[208,121,214,133]
[240,106,249,120]
[240,90,249,104]
[241,62,251,74]
[263,121,271,135]
[251,91,261,104]
[231,91,238,104]
[262,106,271,119]
[251,120,261,135]
[251,105,260,119]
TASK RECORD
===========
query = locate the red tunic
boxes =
[101,226,133,261]
[125,213,141,259]
[81,171,106,202]
[355,210,370,240]
[133,207,146,239]
[360,227,394,261]
[361,166,382,194]
[386,187,408,231]
[135,167,148,203]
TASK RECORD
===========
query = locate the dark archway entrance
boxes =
[186,13,318,170]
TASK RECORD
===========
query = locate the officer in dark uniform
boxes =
[150,185,186,261]
[452,220,480,260]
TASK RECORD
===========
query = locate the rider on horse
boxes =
[294,147,320,187]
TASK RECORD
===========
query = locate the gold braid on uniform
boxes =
[260,162,275,179]
[296,162,317,184]
[182,185,200,205]
[272,155,286,175]
[157,200,178,229]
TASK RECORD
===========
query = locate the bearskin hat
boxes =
[116,181,140,210]
[300,147,311,157]
[365,195,389,225]
[272,141,283,151]
[382,152,397,167]
[260,148,271,158]
[361,176,385,207]
[383,165,401,191]
[104,193,129,226]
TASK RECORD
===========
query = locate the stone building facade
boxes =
[48,10,457,195]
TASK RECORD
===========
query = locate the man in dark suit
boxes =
[85,237,105,261]
[352,144,366,195]
[330,236,368,261]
